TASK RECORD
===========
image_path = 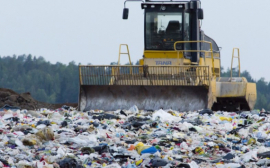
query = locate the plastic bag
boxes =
[57,158,84,168]
[22,134,41,146]
[238,128,249,138]
[150,159,168,167]
[35,127,54,141]
[16,160,33,168]
[224,163,241,168]
[0,158,9,167]
[242,151,258,162]
[189,161,199,168]
[152,109,181,122]
[128,105,139,113]
[36,161,54,168]
[180,142,188,152]
[141,146,159,154]
[81,147,95,155]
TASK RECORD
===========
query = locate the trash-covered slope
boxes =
[0,88,77,110]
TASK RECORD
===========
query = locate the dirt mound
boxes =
[0,88,77,110]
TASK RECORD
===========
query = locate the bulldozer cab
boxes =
[138,0,205,65]
[142,2,201,52]
[144,6,189,51]
[78,0,257,112]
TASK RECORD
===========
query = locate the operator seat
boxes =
[166,21,181,34]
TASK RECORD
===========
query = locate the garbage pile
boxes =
[0,105,270,167]
[0,88,77,110]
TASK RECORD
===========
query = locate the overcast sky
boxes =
[0,0,269,81]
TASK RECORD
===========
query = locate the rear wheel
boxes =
[212,98,250,112]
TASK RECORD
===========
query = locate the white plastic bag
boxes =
[189,161,199,168]
[16,160,32,168]
[128,105,139,113]
[180,142,188,152]
[224,163,241,168]
[36,161,54,168]
[152,109,181,122]
[238,128,248,138]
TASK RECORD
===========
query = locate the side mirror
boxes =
[198,9,204,20]
[123,8,129,20]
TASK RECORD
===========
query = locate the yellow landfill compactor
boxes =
[78,0,257,112]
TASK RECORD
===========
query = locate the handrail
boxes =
[79,65,211,86]
[174,40,215,76]
[118,44,132,74]
[231,48,241,78]
[118,44,132,65]
[79,65,83,85]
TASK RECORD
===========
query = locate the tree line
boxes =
[0,54,78,104]
[0,54,269,110]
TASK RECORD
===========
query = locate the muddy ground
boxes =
[0,88,78,110]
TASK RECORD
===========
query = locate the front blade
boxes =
[79,85,208,111]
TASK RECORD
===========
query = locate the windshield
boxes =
[145,12,190,50]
